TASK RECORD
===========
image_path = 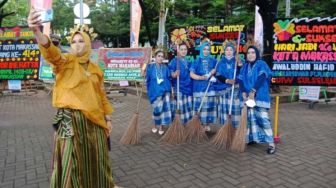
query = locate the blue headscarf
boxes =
[224,43,236,59]
[246,45,261,63]
[199,42,211,59]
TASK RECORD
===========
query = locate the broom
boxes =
[184,80,212,144]
[120,65,147,145]
[211,31,241,150]
[230,105,247,152]
[210,87,235,150]
[160,47,185,144]
[184,51,223,144]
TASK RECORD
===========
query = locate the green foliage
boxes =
[1,0,28,27]
[91,1,130,47]
[2,0,336,47]
[277,0,336,18]
[166,0,254,26]
[51,0,74,37]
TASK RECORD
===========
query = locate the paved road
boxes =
[0,91,336,188]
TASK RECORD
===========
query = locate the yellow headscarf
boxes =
[70,31,92,64]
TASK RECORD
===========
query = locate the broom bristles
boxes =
[160,113,185,144]
[231,106,247,152]
[120,113,140,145]
[184,115,209,144]
[210,119,234,150]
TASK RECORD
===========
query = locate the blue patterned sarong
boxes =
[246,106,274,143]
[193,95,217,124]
[151,92,173,126]
[172,93,193,124]
[217,87,241,128]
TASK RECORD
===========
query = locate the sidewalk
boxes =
[0,90,336,188]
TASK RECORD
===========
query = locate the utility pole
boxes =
[285,0,290,18]
[80,0,84,25]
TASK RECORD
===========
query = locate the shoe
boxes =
[158,130,165,135]
[247,141,257,145]
[151,128,158,133]
[266,146,276,154]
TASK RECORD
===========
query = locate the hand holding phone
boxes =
[38,9,53,23]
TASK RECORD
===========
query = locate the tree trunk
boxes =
[225,0,233,16]
[157,0,168,47]
[256,0,279,68]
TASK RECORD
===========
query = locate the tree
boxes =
[51,0,75,39]
[2,0,336,48]
[91,1,130,47]
[277,0,336,18]
[0,0,26,27]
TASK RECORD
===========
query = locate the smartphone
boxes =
[39,9,53,23]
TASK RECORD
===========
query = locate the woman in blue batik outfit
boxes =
[190,42,217,132]
[214,43,241,129]
[145,49,172,135]
[169,44,193,124]
[237,45,276,154]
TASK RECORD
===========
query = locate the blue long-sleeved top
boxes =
[190,56,217,97]
[238,71,266,92]
[168,57,192,95]
[145,63,172,103]
[214,56,240,91]
[237,59,272,108]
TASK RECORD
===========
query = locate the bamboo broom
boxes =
[211,31,241,150]
[183,81,211,144]
[120,57,150,145]
[184,51,222,144]
[119,80,145,145]
[231,105,247,152]
[160,45,185,144]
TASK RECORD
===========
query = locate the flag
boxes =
[130,0,142,47]
[254,5,264,55]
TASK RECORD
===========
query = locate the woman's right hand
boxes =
[27,7,42,33]
[225,79,235,85]
[242,92,248,101]
[174,70,180,78]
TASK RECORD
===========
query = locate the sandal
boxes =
[151,128,158,133]
[266,146,276,154]
[158,129,165,135]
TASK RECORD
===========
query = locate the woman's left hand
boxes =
[248,91,255,100]
[210,69,216,75]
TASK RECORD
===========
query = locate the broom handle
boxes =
[176,44,180,111]
[197,54,222,114]
[137,51,151,113]
[136,77,146,113]
[229,30,241,115]
[197,81,212,114]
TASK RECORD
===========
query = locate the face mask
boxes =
[71,43,86,56]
